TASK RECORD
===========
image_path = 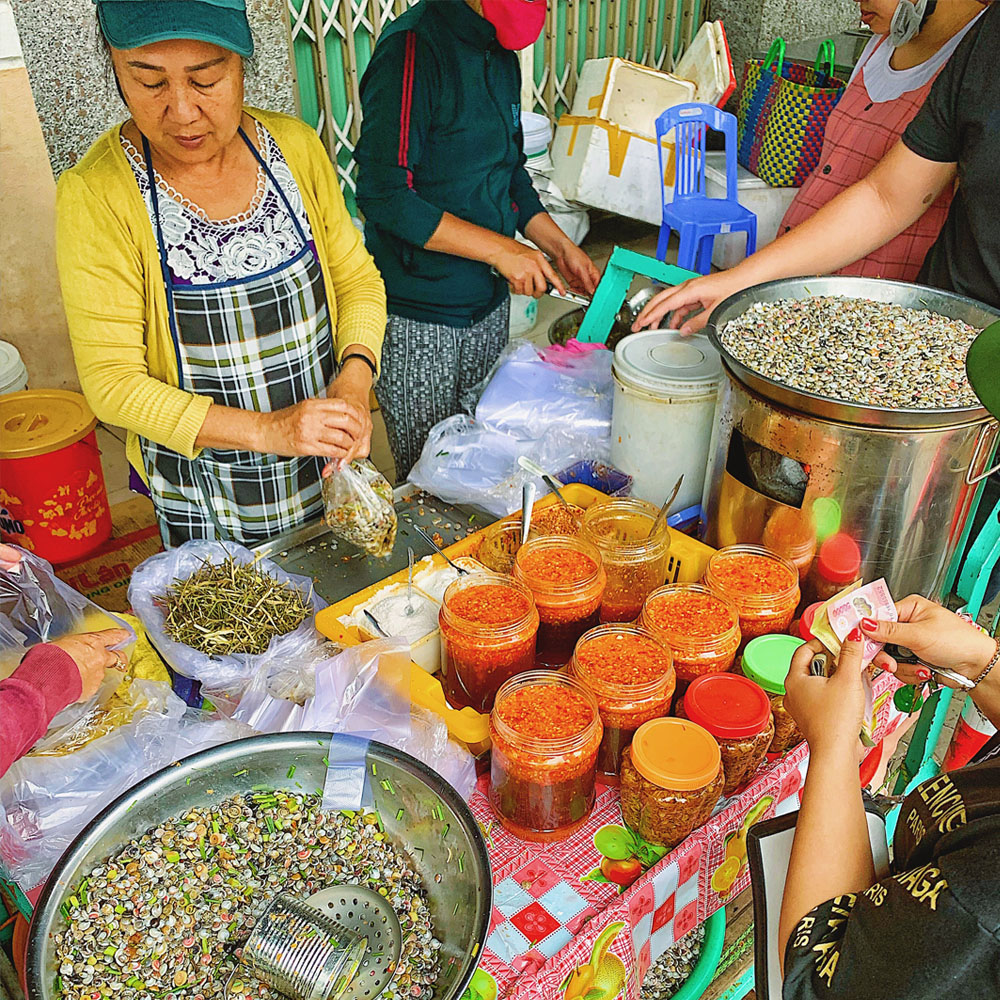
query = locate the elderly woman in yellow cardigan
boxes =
[56,0,386,547]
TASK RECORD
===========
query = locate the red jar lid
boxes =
[682,674,772,739]
[799,602,823,641]
[817,533,861,584]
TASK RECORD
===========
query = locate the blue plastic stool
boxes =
[656,103,757,274]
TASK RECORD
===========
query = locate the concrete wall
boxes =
[0,0,77,390]
[0,0,296,394]
[711,0,861,83]
[10,0,297,178]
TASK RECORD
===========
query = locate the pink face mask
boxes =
[480,0,547,51]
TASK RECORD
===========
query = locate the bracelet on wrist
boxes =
[971,638,1000,690]
[341,352,378,381]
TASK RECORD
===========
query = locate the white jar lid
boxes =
[613,330,722,396]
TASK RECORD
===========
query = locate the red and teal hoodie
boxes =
[356,0,546,327]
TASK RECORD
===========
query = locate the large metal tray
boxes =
[707,276,1000,428]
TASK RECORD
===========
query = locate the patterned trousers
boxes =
[375,300,510,480]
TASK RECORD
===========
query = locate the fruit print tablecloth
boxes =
[466,670,908,1000]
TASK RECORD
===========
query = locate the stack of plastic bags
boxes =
[408,340,613,515]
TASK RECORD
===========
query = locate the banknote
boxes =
[811,578,897,665]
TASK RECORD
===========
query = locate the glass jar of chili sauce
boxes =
[639,584,741,684]
[703,545,800,646]
[620,718,723,850]
[677,674,774,797]
[489,670,603,841]
[569,624,675,784]
[762,505,817,582]
[514,536,606,667]
[581,499,671,623]
[439,573,539,713]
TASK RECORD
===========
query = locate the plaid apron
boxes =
[140,129,333,548]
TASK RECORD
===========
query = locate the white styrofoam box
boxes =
[704,151,798,268]
[674,21,735,106]
[551,116,671,226]
[569,58,695,139]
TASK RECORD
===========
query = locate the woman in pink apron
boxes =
[779,0,986,281]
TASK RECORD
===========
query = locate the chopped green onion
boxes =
[287,765,297,779]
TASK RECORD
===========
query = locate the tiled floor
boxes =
[94,213,664,498]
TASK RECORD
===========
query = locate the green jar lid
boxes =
[740,634,805,695]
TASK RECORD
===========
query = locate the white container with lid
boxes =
[611,331,722,512]
[0,341,28,395]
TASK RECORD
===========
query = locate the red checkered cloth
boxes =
[779,36,952,282]
[471,670,908,998]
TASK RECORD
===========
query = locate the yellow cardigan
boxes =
[56,108,387,475]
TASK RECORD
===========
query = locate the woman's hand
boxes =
[0,544,22,572]
[633,270,749,335]
[863,595,998,687]
[492,240,566,298]
[323,356,375,474]
[50,628,132,701]
[785,632,867,757]
[259,398,365,463]
[552,242,600,296]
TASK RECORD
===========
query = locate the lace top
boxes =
[122,119,316,284]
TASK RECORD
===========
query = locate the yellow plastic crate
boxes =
[315,484,715,755]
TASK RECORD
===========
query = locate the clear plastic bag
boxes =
[207,638,477,800]
[322,459,398,557]
[0,546,135,676]
[212,638,412,743]
[474,340,613,440]
[0,679,252,888]
[128,540,325,690]
[407,413,611,518]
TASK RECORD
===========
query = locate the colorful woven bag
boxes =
[737,38,846,187]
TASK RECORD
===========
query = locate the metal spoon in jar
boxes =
[517,456,574,512]
[412,524,469,575]
[521,482,537,544]
[648,475,684,539]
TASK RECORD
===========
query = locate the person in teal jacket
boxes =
[356,0,599,478]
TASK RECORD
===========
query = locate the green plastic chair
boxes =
[575,246,699,343]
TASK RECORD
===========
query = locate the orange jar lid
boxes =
[630,718,721,791]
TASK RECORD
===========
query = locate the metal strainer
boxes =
[305,886,404,1000]
[230,892,368,1000]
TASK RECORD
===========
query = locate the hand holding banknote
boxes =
[861,595,998,687]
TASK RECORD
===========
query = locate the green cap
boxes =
[94,0,253,57]
[967,320,1000,421]
[740,634,805,695]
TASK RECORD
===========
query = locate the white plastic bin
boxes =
[611,331,722,512]
[704,151,797,269]
[551,117,668,226]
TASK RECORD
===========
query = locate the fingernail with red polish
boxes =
[847,626,863,642]
[861,617,877,631]
[917,668,932,681]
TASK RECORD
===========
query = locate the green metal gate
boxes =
[286,0,706,214]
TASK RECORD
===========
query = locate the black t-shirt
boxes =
[782,757,1000,999]
[903,4,1000,308]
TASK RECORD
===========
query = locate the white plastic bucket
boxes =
[0,341,28,395]
[509,294,539,335]
[521,111,553,157]
[611,331,722,510]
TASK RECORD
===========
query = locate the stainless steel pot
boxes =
[702,277,1000,599]
[27,734,492,1000]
